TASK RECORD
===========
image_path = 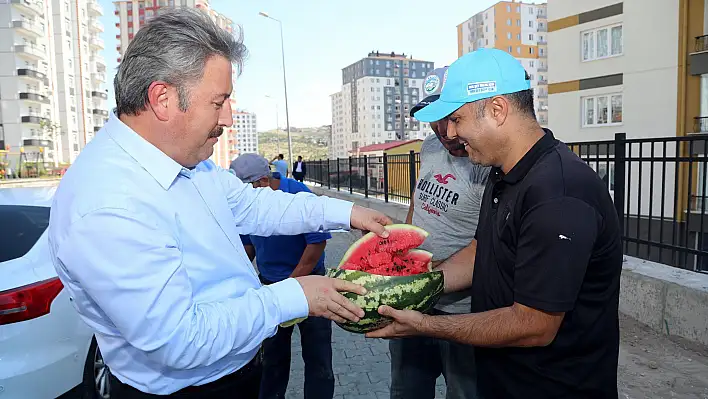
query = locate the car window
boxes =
[0,205,50,263]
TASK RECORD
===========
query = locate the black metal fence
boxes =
[305,133,708,274]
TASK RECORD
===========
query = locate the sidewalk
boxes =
[282,230,708,398]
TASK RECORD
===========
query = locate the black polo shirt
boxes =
[471,129,622,399]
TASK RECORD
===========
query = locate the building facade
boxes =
[231,109,258,157]
[0,0,109,172]
[548,0,708,270]
[329,51,435,159]
[457,1,549,125]
[114,0,237,168]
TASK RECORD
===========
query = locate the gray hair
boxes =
[114,8,247,116]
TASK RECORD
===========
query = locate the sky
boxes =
[97,0,530,131]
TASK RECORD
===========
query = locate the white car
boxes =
[0,186,109,399]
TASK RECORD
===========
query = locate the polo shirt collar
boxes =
[104,110,185,190]
[499,128,558,184]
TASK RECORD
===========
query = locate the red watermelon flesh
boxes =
[338,224,433,276]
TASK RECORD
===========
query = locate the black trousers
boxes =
[108,350,263,398]
[292,172,305,182]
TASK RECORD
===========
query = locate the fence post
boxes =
[383,153,389,203]
[614,133,626,237]
[336,158,340,191]
[408,150,417,198]
[326,160,331,189]
[363,155,369,198]
[348,156,353,194]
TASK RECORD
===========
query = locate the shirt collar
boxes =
[104,110,185,190]
[498,128,558,184]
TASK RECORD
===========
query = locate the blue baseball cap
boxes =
[410,66,448,117]
[413,48,531,122]
[230,153,271,183]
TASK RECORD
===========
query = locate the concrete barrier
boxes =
[307,183,708,348]
[0,177,61,189]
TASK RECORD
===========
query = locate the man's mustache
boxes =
[208,127,224,138]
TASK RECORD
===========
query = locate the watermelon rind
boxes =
[279,317,307,328]
[338,224,430,267]
[326,268,445,334]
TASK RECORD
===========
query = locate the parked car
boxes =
[0,186,109,399]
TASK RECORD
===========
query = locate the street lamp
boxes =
[264,94,280,154]
[259,11,293,167]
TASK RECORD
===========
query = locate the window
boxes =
[529,47,534,54]
[517,19,521,26]
[507,32,512,39]
[517,47,521,54]
[582,24,623,61]
[517,33,521,40]
[529,7,534,14]
[506,5,511,12]
[529,34,534,40]
[529,21,533,28]
[0,205,50,262]
[506,19,511,26]
[516,6,520,12]
[582,94,623,126]
[508,46,513,53]
[530,60,535,67]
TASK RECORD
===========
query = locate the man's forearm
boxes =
[290,242,326,278]
[418,305,558,348]
[436,240,476,293]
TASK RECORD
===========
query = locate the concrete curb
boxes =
[307,183,708,348]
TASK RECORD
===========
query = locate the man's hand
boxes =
[295,275,367,324]
[350,205,392,238]
[364,305,427,339]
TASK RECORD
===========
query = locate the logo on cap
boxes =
[442,69,449,89]
[424,74,441,95]
[467,81,497,96]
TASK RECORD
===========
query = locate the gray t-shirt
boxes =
[411,135,490,313]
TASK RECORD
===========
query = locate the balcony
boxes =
[537,91,548,99]
[14,44,45,60]
[92,72,106,83]
[538,79,548,85]
[91,91,108,100]
[90,56,106,71]
[92,109,109,117]
[88,1,103,16]
[22,138,52,148]
[694,117,708,133]
[17,68,48,85]
[19,92,50,104]
[93,126,102,133]
[89,19,104,32]
[538,65,548,73]
[539,50,547,59]
[21,115,50,125]
[537,10,548,19]
[12,20,44,37]
[690,35,708,75]
[538,38,547,45]
[11,0,44,17]
[90,37,105,50]
[538,25,548,32]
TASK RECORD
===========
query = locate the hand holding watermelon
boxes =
[294,275,368,324]
[349,205,393,238]
[364,305,427,339]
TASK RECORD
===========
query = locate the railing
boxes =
[696,35,708,53]
[305,134,708,274]
[538,66,548,72]
[538,79,548,85]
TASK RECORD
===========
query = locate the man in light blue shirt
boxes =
[47,9,391,398]
[271,153,289,177]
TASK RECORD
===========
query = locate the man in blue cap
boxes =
[366,48,622,399]
[231,153,335,399]
[388,66,488,399]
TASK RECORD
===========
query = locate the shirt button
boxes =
[493,197,499,204]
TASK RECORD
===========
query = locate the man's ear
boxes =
[489,96,510,127]
[146,81,172,122]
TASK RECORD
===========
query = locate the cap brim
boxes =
[413,99,465,123]
[410,95,439,117]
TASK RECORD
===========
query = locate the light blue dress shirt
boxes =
[272,159,288,177]
[47,112,354,395]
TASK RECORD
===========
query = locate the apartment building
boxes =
[329,51,435,159]
[230,110,258,157]
[457,1,549,126]
[114,0,237,168]
[548,0,708,270]
[0,0,109,171]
